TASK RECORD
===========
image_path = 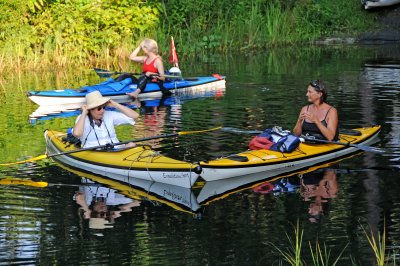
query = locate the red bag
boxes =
[249,136,274,150]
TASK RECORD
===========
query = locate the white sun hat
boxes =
[89,217,114,229]
[86,91,110,110]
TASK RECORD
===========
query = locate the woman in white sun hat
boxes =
[72,90,139,148]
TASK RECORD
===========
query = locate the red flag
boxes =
[169,37,179,68]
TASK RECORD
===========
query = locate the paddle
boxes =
[93,68,199,81]
[221,127,386,153]
[93,68,141,78]
[0,177,103,188]
[0,126,222,166]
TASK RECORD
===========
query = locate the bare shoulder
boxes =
[155,56,164,64]
[328,105,338,113]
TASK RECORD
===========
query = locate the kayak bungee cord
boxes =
[144,149,157,183]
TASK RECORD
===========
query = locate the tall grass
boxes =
[269,221,304,266]
[0,0,378,72]
[309,240,348,266]
[361,221,396,266]
[270,220,396,265]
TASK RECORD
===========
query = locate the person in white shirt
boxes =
[73,90,139,148]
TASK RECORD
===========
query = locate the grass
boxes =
[360,220,397,266]
[0,1,379,73]
[268,221,304,266]
[270,220,396,265]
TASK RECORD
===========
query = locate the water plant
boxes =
[268,220,304,266]
[309,239,348,266]
[360,220,398,266]
[267,220,400,265]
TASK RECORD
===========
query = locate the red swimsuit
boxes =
[142,56,160,73]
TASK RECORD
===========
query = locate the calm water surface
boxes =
[1,45,400,265]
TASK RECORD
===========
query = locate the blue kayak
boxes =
[27,75,226,106]
[29,85,226,121]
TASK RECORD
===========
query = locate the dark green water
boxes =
[1,45,399,265]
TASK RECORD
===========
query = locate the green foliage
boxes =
[27,0,50,14]
[0,0,380,70]
[0,0,160,70]
[292,0,375,40]
[159,0,377,53]
[0,0,31,41]
[32,0,159,57]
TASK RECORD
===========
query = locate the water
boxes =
[1,45,400,265]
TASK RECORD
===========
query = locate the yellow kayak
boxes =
[199,126,381,181]
[44,130,201,188]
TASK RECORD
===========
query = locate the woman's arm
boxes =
[154,57,165,81]
[108,100,139,120]
[129,43,146,63]
[319,107,338,141]
[293,106,306,136]
[73,105,89,137]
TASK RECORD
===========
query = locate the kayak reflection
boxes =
[63,155,356,224]
[61,164,203,219]
[29,85,226,122]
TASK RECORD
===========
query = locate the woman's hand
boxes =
[81,105,89,115]
[301,111,317,123]
[107,100,116,107]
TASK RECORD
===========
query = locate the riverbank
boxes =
[359,4,400,43]
[0,1,398,73]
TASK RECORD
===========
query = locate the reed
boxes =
[0,0,379,72]
[264,3,294,46]
[270,219,398,265]
[269,220,304,266]
[309,240,348,266]
[270,220,353,265]
[361,222,395,266]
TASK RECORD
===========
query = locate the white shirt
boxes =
[81,185,133,206]
[75,111,135,148]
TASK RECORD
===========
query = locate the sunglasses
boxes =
[92,104,107,111]
[310,80,321,91]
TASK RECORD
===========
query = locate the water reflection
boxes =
[61,156,352,225]
[74,179,140,230]
[60,155,354,226]
[300,169,338,223]
[61,164,202,214]
[362,59,400,88]
[1,46,400,264]
[28,86,226,122]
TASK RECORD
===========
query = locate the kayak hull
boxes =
[58,163,201,213]
[45,130,200,188]
[28,76,226,106]
[199,126,381,181]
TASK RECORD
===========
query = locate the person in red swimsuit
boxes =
[293,80,339,141]
[127,38,170,98]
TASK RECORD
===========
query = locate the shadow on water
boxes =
[1,44,400,264]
